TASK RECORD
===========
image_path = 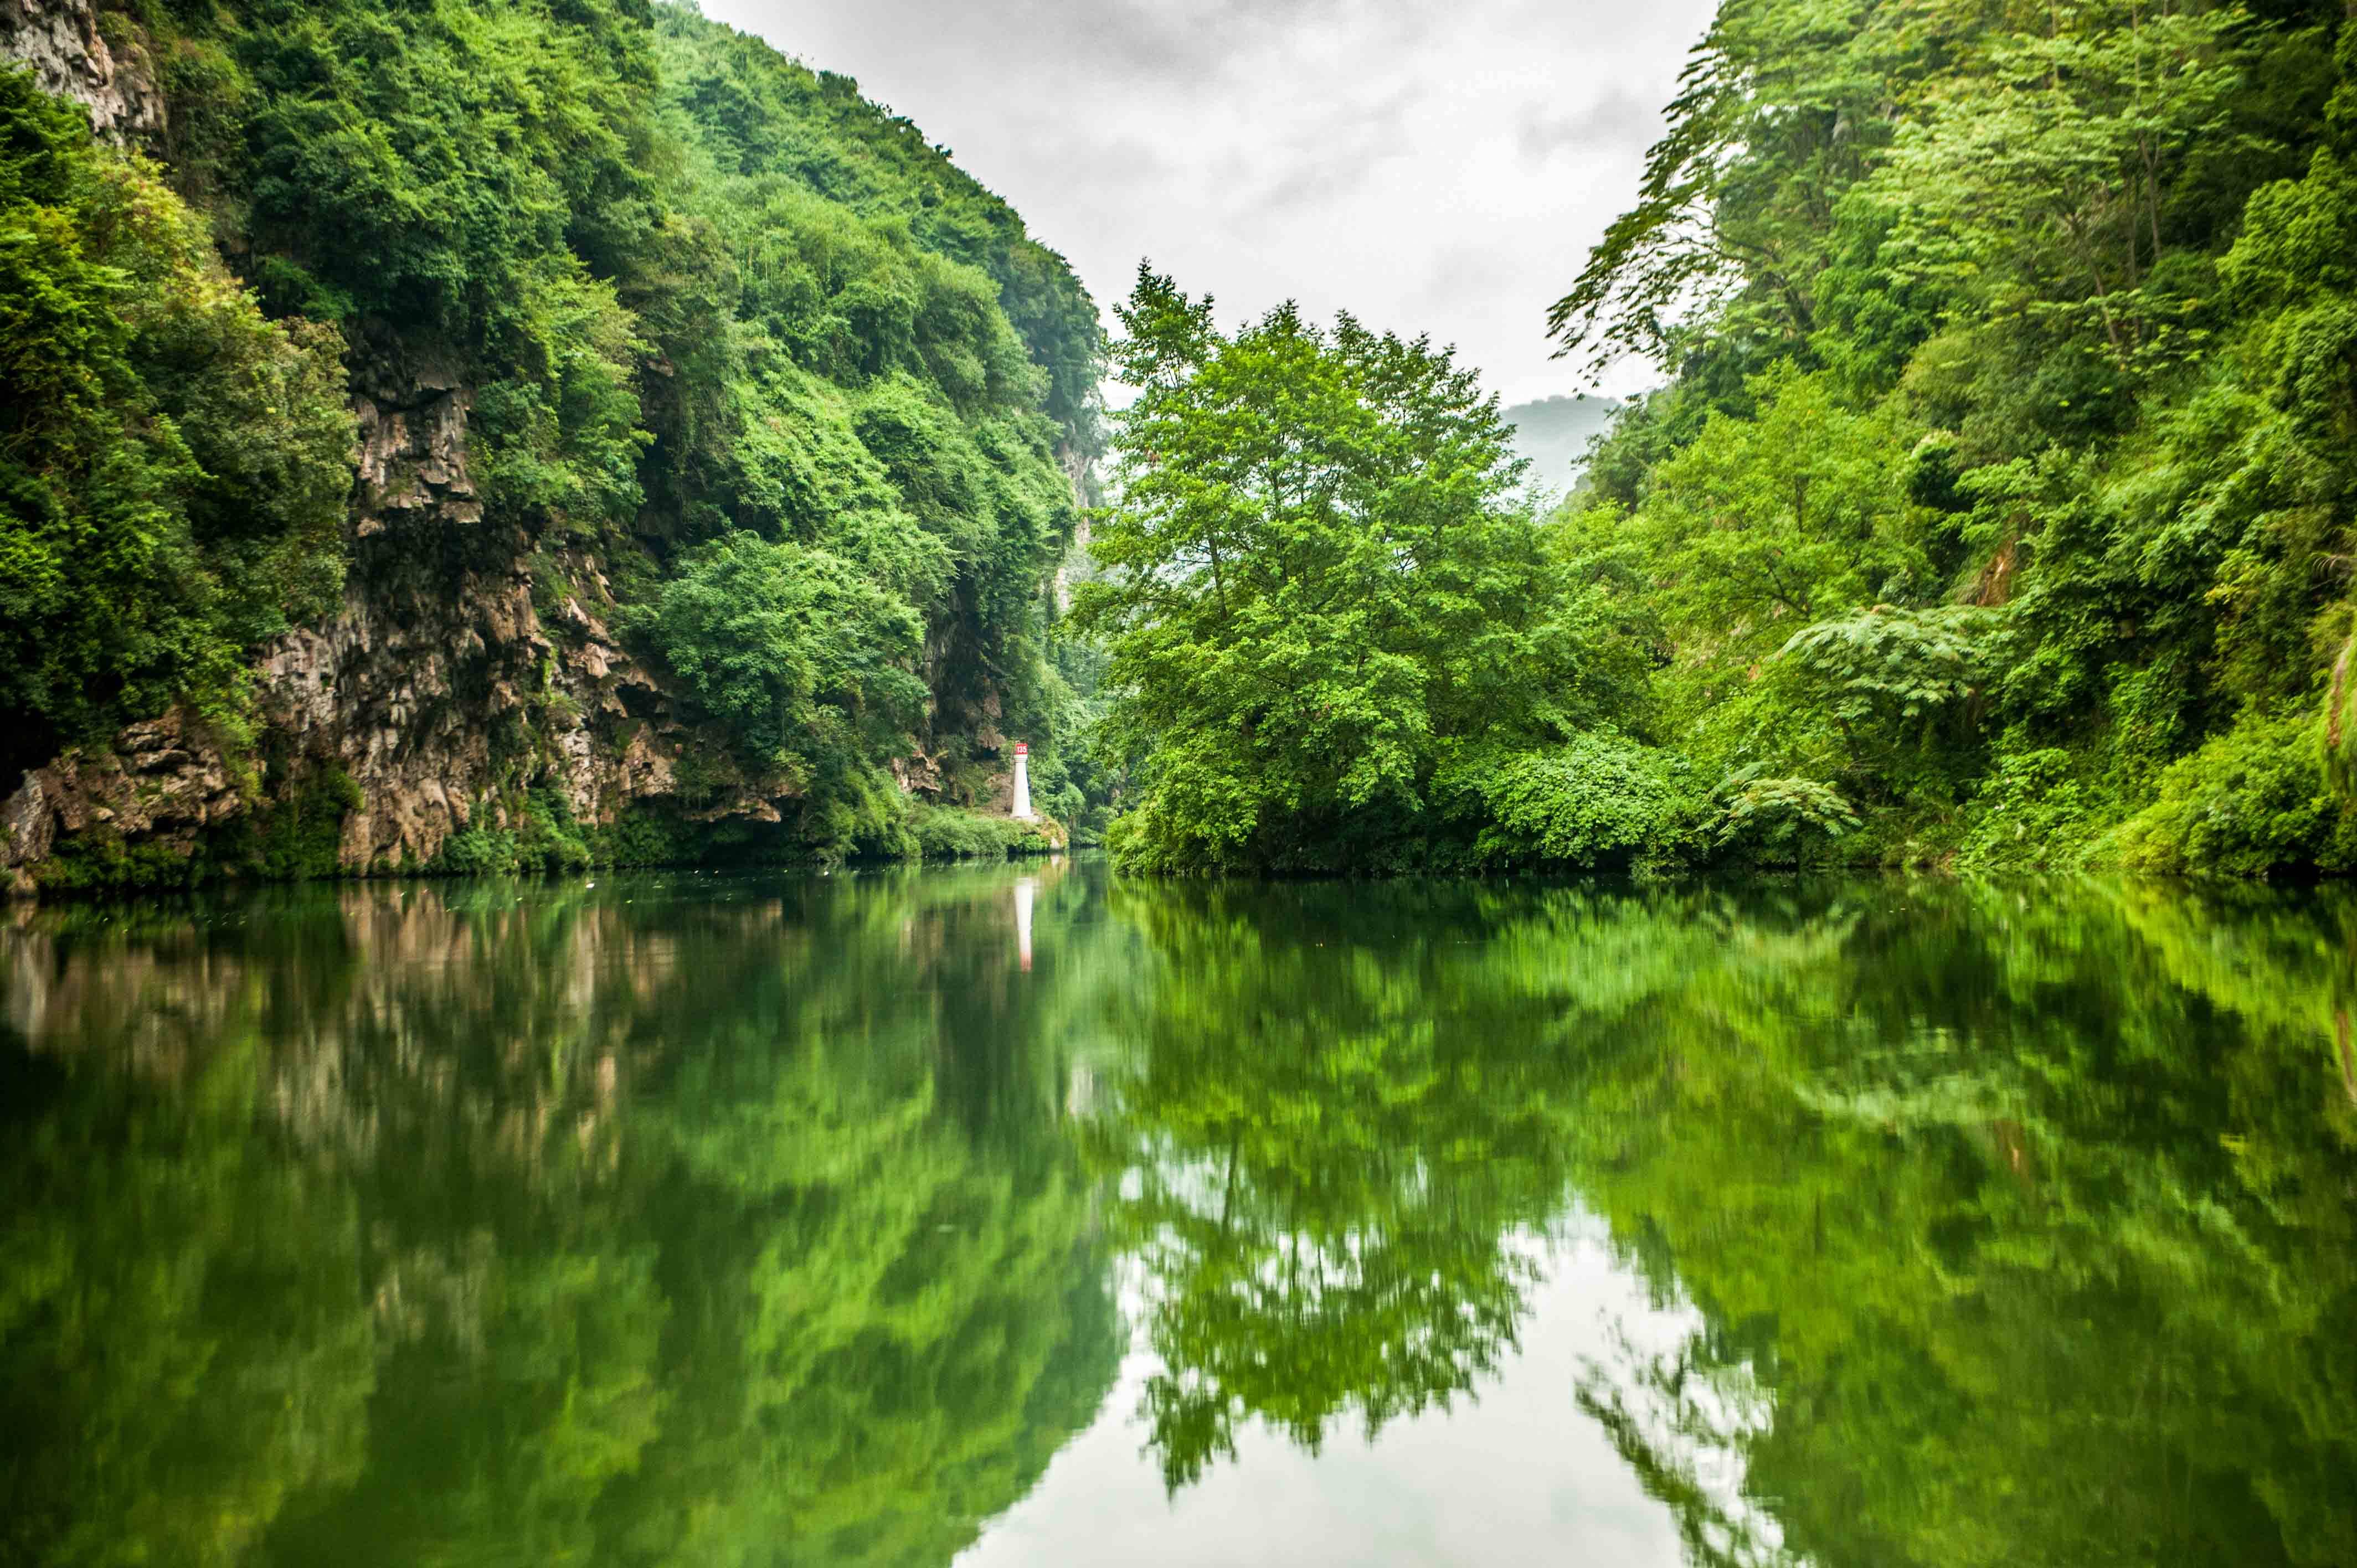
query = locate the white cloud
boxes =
[699,0,1717,404]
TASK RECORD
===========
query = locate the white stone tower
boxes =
[1011,741,1035,820]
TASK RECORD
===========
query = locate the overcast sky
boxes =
[698,0,1718,408]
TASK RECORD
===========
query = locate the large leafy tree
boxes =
[1077,269,1629,871]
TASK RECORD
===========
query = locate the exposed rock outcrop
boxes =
[1,0,162,137]
[0,10,1067,892]
[0,344,807,892]
[1,712,241,885]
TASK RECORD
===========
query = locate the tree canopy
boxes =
[1530,0,2357,874]
[1077,269,1653,871]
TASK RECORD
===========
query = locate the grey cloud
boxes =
[1512,90,1664,166]
[705,0,1720,403]
[788,0,1418,91]
[1238,81,1422,214]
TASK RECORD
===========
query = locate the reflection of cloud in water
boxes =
[961,1213,1767,1567]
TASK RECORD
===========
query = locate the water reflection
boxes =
[2,870,2354,1565]
[1,866,1120,1568]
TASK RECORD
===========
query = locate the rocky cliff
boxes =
[0,0,1083,894]
[0,303,782,892]
[0,0,158,136]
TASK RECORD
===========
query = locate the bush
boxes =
[1714,771,1865,867]
[1959,744,2103,869]
[2114,710,2357,876]
[629,531,929,784]
[2328,626,2356,796]
[907,806,1057,861]
[1454,735,1701,869]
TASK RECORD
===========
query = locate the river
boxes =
[3,862,2353,1565]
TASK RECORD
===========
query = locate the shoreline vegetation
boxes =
[6,0,2357,890]
[23,797,1072,898]
[1080,2,2357,878]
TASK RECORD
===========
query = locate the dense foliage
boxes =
[1544,0,2357,874]
[3,0,1100,859]
[1078,270,1652,871]
[0,68,351,778]
[1089,2,2357,876]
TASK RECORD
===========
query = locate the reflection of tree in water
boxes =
[1085,881,1607,1488]
[1089,878,2357,1566]
[9,872,2357,1567]
[0,1027,373,1568]
[0,866,1123,1568]
[1554,881,2357,1568]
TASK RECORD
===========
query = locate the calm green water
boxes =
[4,863,2355,1567]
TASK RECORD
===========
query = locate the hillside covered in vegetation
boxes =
[1,0,1101,890]
[1547,0,2357,876]
[1087,0,2357,875]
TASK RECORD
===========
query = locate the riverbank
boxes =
[8,793,1069,898]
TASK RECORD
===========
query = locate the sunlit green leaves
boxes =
[0,73,353,775]
[1081,269,1634,870]
[629,530,928,789]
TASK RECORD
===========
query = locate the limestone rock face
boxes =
[0,0,163,137]
[0,343,804,891]
[0,713,242,889]
[224,338,814,873]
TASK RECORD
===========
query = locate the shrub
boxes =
[1715,771,1865,866]
[628,531,928,784]
[2115,710,2357,876]
[2328,625,2356,796]
[1455,735,1701,869]
[907,806,1057,862]
[0,68,352,777]
[1959,744,2102,869]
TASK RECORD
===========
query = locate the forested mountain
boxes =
[1084,0,2357,874]
[0,0,1102,891]
[1550,0,2357,874]
[1501,393,1622,491]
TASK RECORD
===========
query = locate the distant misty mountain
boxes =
[1502,394,1622,491]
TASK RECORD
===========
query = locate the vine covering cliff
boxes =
[1,0,1099,893]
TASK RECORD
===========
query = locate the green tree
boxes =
[630,530,929,833]
[1554,0,2357,872]
[1077,269,1633,870]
